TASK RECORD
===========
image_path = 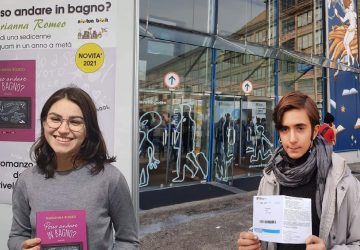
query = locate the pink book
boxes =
[36,209,87,250]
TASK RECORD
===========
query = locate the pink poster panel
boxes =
[0,60,36,142]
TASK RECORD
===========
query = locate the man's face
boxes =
[279,109,319,159]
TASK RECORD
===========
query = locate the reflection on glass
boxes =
[139,0,210,33]
[279,0,324,56]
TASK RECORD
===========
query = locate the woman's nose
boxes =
[57,120,71,132]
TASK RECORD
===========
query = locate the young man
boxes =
[237,91,360,250]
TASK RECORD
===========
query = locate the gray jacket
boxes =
[258,153,360,250]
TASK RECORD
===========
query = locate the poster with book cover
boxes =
[0,60,36,142]
[36,210,87,250]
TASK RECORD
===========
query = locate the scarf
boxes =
[265,136,333,217]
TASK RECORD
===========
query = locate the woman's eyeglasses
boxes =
[46,114,85,132]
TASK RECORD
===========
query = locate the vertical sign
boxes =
[0,0,139,248]
[0,0,118,204]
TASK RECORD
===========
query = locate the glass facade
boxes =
[138,0,360,190]
[139,0,211,33]
[139,40,212,187]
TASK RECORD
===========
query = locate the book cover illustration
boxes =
[355,118,360,129]
[337,124,345,133]
[0,60,36,142]
[36,209,87,250]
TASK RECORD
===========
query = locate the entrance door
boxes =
[213,95,275,184]
[139,91,210,189]
[213,95,240,184]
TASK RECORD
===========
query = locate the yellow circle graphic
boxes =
[75,43,104,73]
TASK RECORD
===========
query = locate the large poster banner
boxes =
[0,0,117,204]
[327,0,360,151]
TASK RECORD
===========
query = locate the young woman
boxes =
[237,91,360,250]
[8,87,139,250]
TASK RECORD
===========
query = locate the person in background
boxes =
[318,112,336,145]
[8,86,139,250]
[237,91,360,250]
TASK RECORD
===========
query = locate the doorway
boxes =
[139,90,211,189]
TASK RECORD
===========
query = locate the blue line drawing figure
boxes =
[246,124,273,168]
[214,113,235,182]
[139,111,161,187]
[172,104,208,182]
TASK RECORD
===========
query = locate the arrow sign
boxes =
[244,82,250,91]
[164,72,180,89]
[168,76,176,85]
[241,80,253,94]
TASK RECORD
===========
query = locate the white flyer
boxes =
[253,195,312,244]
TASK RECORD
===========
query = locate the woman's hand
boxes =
[21,238,41,250]
[305,235,326,250]
[237,231,261,250]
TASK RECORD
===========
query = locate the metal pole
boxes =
[206,0,218,182]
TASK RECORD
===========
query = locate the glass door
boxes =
[139,90,210,189]
[237,98,274,171]
[213,95,240,184]
[212,94,275,185]
[138,38,213,190]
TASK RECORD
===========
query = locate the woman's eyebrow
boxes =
[47,112,84,119]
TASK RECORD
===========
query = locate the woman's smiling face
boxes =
[43,98,86,162]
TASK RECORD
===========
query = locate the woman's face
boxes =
[43,98,86,161]
[279,108,319,159]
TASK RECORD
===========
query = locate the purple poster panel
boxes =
[0,60,36,142]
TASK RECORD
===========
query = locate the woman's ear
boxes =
[313,124,320,140]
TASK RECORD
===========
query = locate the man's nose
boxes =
[288,129,297,142]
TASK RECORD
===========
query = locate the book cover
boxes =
[36,209,87,250]
[0,60,36,142]
[354,118,360,129]
[336,124,345,133]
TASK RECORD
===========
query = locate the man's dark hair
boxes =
[273,91,320,131]
[324,112,335,124]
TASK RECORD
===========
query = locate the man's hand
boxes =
[237,231,261,250]
[305,235,326,250]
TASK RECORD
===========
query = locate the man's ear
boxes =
[313,124,320,139]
